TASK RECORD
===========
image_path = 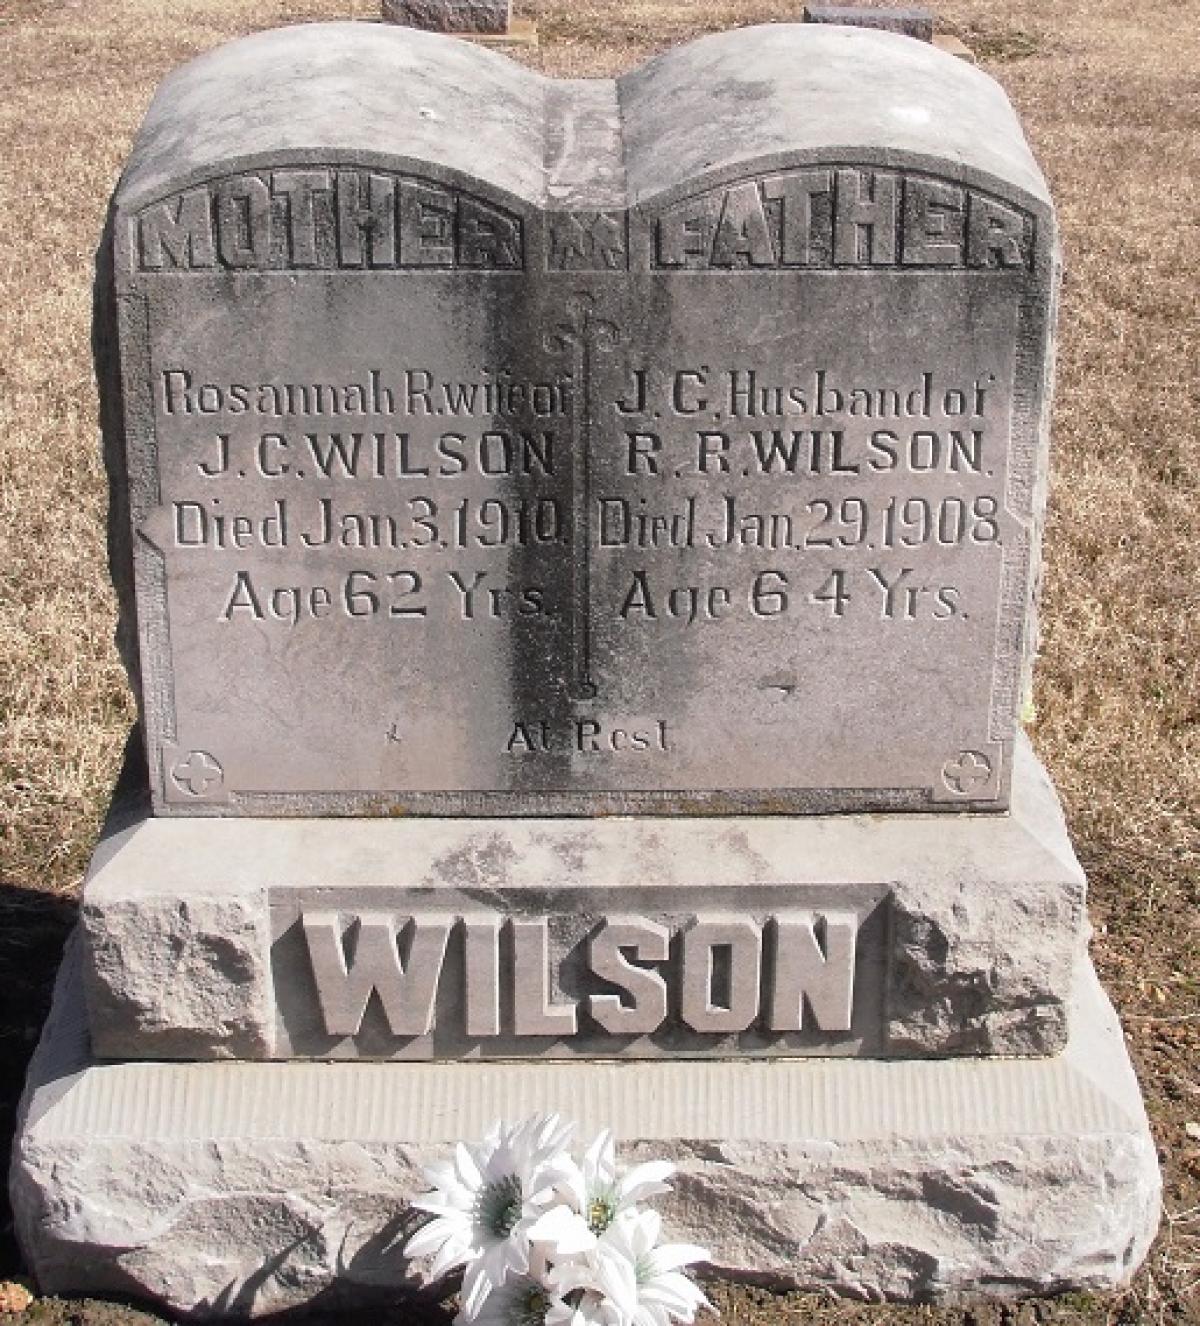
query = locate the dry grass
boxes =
[1,0,1198,1322]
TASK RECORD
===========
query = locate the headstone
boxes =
[12,21,1159,1319]
[382,0,511,34]
[804,5,935,41]
[76,739,1088,1062]
[103,19,1042,820]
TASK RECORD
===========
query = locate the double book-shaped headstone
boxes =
[104,20,1052,819]
[82,20,1081,1066]
[12,22,1158,1316]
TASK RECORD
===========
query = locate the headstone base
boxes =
[12,944,1159,1319]
[77,736,1088,1063]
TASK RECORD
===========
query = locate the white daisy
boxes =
[464,1249,607,1326]
[405,1114,576,1320]
[529,1130,675,1255]
[588,1208,711,1326]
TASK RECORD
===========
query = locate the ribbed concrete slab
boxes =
[12,945,1159,1317]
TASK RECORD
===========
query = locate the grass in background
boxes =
[1,0,1196,1321]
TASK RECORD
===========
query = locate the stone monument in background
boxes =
[382,0,512,35]
[11,20,1160,1316]
[803,5,935,42]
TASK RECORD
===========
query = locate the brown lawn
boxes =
[0,0,1196,1322]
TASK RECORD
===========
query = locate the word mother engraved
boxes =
[137,169,524,271]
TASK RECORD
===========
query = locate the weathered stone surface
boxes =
[382,0,511,32]
[98,22,1059,817]
[804,5,935,41]
[33,15,1156,1314]
[79,735,1085,1061]
[13,945,1160,1317]
[84,892,270,1060]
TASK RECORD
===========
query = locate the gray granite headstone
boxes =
[80,22,1078,1070]
[14,23,1159,1314]
[98,21,1058,819]
[382,0,512,34]
[804,5,936,41]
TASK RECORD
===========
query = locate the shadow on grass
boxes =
[0,881,76,1280]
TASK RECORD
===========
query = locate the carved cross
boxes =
[544,292,620,702]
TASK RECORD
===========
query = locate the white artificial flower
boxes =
[557,1291,611,1326]
[461,1269,568,1325]
[529,1130,675,1255]
[405,1114,576,1319]
[460,1245,608,1326]
[589,1208,711,1326]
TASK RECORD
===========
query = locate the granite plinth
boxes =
[80,735,1086,1062]
[12,945,1160,1318]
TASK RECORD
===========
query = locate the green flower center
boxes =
[587,1193,617,1234]
[478,1173,524,1239]
[513,1285,549,1325]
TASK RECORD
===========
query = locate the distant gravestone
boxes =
[804,5,935,41]
[12,21,1159,1319]
[382,0,511,33]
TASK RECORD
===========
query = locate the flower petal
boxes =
[403,1217,459,1260]
[529,1204,598,1255]
[459,1259,494,1320]
[646,1243,710,1274]
[401,1228,442,1260]
[616,1160,675,1205]
[553,1157,589,1212]
[584,1129,615,1182]
[548,1289,610,1326]
[455,1140,484,1190]
[421,1159,459,1189]
[593,1244,639,1319]
[428,1235,475,1281]
[411,1194,472,1218]
[616,1206,661,1258]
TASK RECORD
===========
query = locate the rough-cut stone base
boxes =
[13,946,1159,1319]
[381,0,510,33]
[80,736,1088,1062]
